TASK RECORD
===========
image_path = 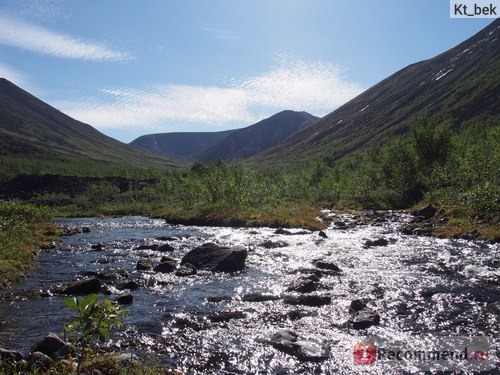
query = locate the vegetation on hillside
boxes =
[0,118,498,240]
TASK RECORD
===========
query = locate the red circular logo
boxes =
[354,342,377,365]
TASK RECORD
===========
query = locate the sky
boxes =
[0,0,493,143]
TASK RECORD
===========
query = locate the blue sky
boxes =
[0,0,493,142]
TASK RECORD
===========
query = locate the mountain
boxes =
[129,129,237,160]
[196,110,319,163]
[252,19,500,165]
[0,78,183,169]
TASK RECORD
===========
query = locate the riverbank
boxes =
[0,202,60,289]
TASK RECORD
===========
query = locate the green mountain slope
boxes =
[0,78,184,170]
[251,19,499,165]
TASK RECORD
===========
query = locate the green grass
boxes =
[0,202,58,289]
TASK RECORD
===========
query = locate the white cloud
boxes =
[0,16,131,61]
[58,58,364,130]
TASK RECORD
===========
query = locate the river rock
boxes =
[153,261,176,273]
[315,261,342,273]
[116,293,133,305]
[415,204,437,219]
[31,333,69,358]
[242,293,281,302]
[181,243,247,273]
[158,243,175,252]
[136,259,153,270]
[283,294,331,306]
[97,268,129,281]
[175,263,197,277]
[117,280,139,291]
[259,240,289,249]
[90,243,104,251]
[349,300,380,329]
[134,244,159,250]
[28,351,53,368]
[318,231,328,238]
[0,347,23,363]
[160,255,177,263]
[208,310,246,323]
[363,238,389,247]
[287,277,318,293]
[55,278,101,295]
[267,329,329,362]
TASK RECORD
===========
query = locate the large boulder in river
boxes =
[54,278,101,295]
[266,329,329,362]
[181,243,247,273]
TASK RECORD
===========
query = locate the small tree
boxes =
[63,294,126,371]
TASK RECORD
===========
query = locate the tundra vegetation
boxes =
[0,118,498,286]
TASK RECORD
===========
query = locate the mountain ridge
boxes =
[0,78,183,169]
[251,19,500,164]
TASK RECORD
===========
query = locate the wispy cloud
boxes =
[0,16,131,61]
[58,57,364,130]
[200,25,241,41]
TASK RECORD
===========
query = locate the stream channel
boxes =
[0,212,498,373]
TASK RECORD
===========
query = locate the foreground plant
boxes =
[63,293,126,371]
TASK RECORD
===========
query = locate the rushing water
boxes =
[0,213,498,374]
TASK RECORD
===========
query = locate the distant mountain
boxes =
[252,19,500,165]
[130,129,237,160]
[196,110,319,163]
[0,78,183,169]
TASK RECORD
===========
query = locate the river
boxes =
[0,213,498,373]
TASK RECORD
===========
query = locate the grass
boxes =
[0,202,59,289]
[152,202,326,231]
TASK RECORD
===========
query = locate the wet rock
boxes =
[153,261,176,273]
[288,310,318,321]
[267,330,329,362]
[400,226,415,235]
[158,243,175,252]
[333,221,347,228]
[175,263,197,277]
[315,261,342,273]
[259,240,289,249]
[363,238,389,247]
[28,351,53,368]
[134,244,159,251]
[0,347,23,363]
[116,280,139,291]
[55,278,101,295]
[415,204,437,219]
[31,333,69,358]
[136,259,153,271]
[349,300,380,329]
[155,236,179,241]
[287,277,318,293]
[208,310,246,323]
[283,295,331,306]
[116,294,133,305]
[97,268,129,281]
[160,255,177,263]
[90,243,104,251]
[275,228,310,235]
[181,243,247,273]
[242,293,281,302]
[82,227,91,233]
[318,231,328,238]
